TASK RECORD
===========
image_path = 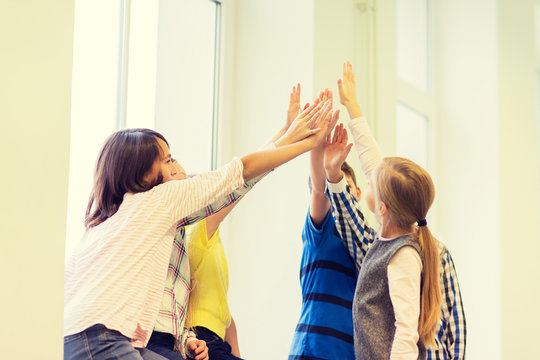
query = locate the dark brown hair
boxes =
[85,128,169,228]
[341,161,357,188]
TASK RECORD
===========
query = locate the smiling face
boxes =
[143,138,187,185]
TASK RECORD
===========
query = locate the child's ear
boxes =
[378,202,387,217]
[356,187,362,201]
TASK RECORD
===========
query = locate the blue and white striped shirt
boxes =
[289,209,358,360]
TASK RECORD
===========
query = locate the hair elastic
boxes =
[417,219,427,227]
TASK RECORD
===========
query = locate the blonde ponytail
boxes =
[416,225,441,346]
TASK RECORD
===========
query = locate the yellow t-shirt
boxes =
[186,218,231,339]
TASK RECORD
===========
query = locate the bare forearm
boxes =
[241,140,310,181]
[310,147,330,224]
[310,147,327,194]
[264,125,289,148]
[225,317,241,357]
[344,101,363,120]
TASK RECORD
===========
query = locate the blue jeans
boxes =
[146,331,183,360]
[64,324,169,360]
[193,326,243,360]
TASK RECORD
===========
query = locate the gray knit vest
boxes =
[353,235,426,360]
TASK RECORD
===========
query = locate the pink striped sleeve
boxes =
[155,157,244,223]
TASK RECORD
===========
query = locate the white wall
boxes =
[0,1,74,358]
[498,0,540,357]
[435,1,501,358]
[219,1,314,358]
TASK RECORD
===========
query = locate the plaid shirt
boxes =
[326,178,466,359]
[154,172,267,357]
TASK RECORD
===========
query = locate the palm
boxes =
[324,124,352,172]
[325,141,348,170]
[338,61,357,106]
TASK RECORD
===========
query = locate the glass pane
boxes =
[396,102,429,170]
[536,4,540,61]
[397,0,429,92]
[153,0,217,175]
[66,0,122,257]
[125,0,159,129]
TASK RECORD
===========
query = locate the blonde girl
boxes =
[323,62,441,359]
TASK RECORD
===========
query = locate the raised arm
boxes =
[309,88,340,226]
[337,61,382,176]
[324,125,376,270]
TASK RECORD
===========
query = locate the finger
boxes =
[309,110,323,129]
[331,125,340,144]
[299,102,318,118]
[308,127,323,138]
[305,100,326,121]
[327,110,340,134]
[312,101,331,127]
[328,89,333,102]
[338,124,346,143]
[341,127,349,144]
[343,142,353,158]
[320,101,333,122]
[195,349,208,360]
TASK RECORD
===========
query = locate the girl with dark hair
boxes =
[64,100,336,360]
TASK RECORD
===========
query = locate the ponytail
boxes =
[416,225,441,346]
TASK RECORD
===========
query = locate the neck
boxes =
[379,221,410,239]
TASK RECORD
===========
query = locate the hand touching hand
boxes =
[304,102,340,149]
[313,88,333,150]
[187,339,209,360]
[276,100,329,147]
[324,124,353,182]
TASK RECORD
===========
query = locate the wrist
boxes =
[345,102,363,119]
[325,168,343,183]
[273,127,289,147]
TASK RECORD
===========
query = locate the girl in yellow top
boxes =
[186,208,241,359]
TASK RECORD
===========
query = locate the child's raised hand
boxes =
[286,83,302,127]
[324,124,353,182]
[186,339,209,360]
[337,61,359,108]
[304,102,340,149]
[276,100,329,146]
